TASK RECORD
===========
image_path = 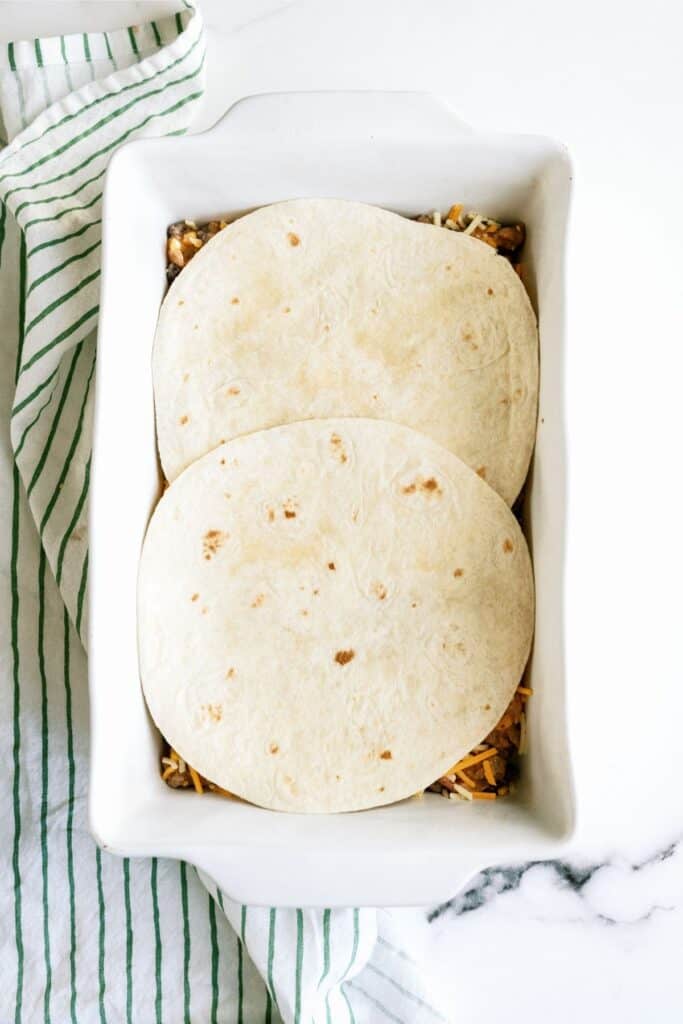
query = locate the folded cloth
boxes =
[0,4,451,1020]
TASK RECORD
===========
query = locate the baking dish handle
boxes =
[191,846,487,909]
[208,91,473,143]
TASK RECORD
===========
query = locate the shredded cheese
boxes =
[188,765,204,794]
[517,686,533,696]
[483,759,496,787]
[450,747,498,773]
[472,791,497,800]
[452,782,473,801]
[463,213,483,236]
[209,784,234,798]
[454,768,476,789]
[518,712,528,755]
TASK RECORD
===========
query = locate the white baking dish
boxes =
[89,91,575,907]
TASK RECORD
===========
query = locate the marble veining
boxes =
[428,837,680,926]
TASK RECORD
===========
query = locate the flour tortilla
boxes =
[138,419,534,813]
[153,199,538,504]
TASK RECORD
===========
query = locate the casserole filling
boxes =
[159,204,531,803]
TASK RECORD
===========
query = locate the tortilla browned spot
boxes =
[334,649,355,666]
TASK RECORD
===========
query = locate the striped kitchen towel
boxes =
[0,3,450,1021]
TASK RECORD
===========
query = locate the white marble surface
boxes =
[2,0,683,1017]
